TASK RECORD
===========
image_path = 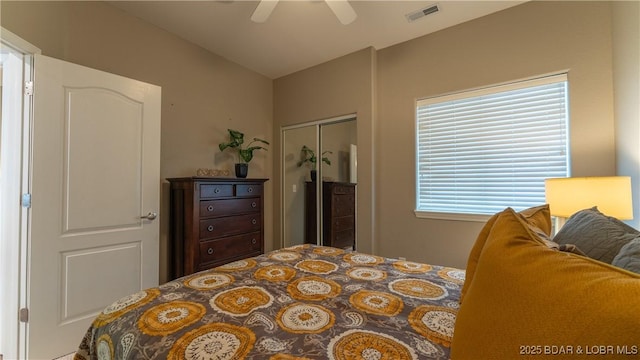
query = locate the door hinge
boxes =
[22,193,31,208]
[19,308,29,323]
[25,81,33,96]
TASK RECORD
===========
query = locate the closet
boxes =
[281,116,357,249]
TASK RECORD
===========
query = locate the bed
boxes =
[75,205,640,359]
[74,244,464,360]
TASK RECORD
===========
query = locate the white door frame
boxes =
[0,27,40,360]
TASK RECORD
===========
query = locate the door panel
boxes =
[60,242,142,324]
[282,125,318,247]
[28,54,161,359]
[64,87,144,233]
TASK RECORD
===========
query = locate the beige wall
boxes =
[274,48,376,254]
[613,1,640,229]
[1,1,273,283]
[376,1,616,267]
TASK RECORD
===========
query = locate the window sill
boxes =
[414,210,491,223]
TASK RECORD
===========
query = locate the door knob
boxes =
[140,212,158,220]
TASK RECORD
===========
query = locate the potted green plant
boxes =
[296,145,332,181]
[218,129,269,178]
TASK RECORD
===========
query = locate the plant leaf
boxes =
[219,130,269,163]
[253,137,270,145]
[239,149,252,163]
[229,129,244,145]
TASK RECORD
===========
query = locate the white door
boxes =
[27,54,161,360]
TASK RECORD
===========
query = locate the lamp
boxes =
[545,176,633,230]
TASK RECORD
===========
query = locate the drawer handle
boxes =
[214,188,220,194]
[251,202,257,208]
[207,225,214,232]
[207,205,214,212]
[207,248,214,255]
[248,187,253,193]
[251,238,257,245]
[251,219,257,225]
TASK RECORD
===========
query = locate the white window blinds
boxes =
[416,74,569,217]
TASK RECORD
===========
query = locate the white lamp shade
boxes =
[544,176,633,219]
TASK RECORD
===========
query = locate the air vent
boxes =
[405,3,440,23]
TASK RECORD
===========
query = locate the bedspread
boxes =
[74,245,464,359]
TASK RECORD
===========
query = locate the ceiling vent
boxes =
[405,4,440,23]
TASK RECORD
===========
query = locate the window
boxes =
[415,74,569,220]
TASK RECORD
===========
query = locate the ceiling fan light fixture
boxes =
[251,0,279,23]
[251,0,356,25]
[325,0,357,25]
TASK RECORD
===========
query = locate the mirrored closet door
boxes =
[282,116,357,249]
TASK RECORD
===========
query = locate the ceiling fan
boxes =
[251,0,357,25]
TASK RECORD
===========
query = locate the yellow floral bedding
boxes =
[74,245,464,359]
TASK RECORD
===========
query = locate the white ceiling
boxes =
[109,1,525,79]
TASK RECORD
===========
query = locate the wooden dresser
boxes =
[305,181,356,249]
[167,177,268,279]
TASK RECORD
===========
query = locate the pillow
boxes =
[459,204,551,303]
[519,204,553,236]
[531,226,586,255]
[450,208,640,359]
[612,237,640,274]
[554,207,638,264]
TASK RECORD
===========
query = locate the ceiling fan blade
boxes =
[251,0,279,23]
[325,0,357,25]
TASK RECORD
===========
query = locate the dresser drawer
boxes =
[199,214,262,240]
[237,184,263,197]
[333,194,355,217]
[199,232,262,265]
[331,184,355,195]
[200,198,260,218]
[333,216,354,232]
[327,229,354,249]
[200,184,233,198]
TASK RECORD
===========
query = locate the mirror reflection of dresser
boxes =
[305,181,356,250]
